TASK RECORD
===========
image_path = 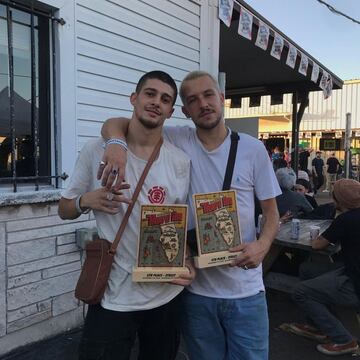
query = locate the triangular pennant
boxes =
[218,0,234,28]
[286,45,297,69]
[270,33,284,60]
[238,6,253,40]
[255,21,270,50]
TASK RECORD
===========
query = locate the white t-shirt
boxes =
[62,138,190,311]
[164,126,281,299]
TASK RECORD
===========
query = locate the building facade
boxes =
[0,0,219,354]
[225,80,360,170]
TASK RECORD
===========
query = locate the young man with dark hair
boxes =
[98,70,281,360]
[58,71,193,360]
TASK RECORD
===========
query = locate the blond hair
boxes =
[179,71,221,103]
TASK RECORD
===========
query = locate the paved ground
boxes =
[2,289,358,360]
[3,191,358,360]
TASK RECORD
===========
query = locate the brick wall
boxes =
[0,201,96,355]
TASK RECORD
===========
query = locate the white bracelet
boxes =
[104,138,128,151]
[75,195,91,214]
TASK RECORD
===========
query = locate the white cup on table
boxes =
[309,226,320,241]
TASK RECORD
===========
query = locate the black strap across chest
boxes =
[222,130,240,190]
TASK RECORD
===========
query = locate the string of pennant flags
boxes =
[218,0,333,99]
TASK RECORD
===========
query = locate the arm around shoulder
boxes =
[101,117,130,141]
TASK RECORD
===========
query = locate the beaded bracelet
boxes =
[75,195,91,214]
[104,138,128,151]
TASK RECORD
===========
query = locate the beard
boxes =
[193,111,223,130]
[138,115,162,129]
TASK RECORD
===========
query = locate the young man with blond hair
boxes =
[99,70,281,360]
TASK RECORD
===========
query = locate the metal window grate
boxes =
[0,0,66,192]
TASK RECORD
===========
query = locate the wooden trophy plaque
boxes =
[193,190,242,268]
[132,204,189,282]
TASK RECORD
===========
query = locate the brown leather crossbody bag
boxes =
[75,138,163,304]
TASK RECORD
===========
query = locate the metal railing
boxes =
[0,0,65,192]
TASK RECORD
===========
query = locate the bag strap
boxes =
[222,131,239,191]
[109,138,163,255]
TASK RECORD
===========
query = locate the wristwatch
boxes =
[75,195,91,214]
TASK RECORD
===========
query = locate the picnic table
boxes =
[274,219,332,250]
[263,219,334,277]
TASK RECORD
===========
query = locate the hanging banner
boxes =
[270,33,284,60]
[255,21,270,50]
[218,0,234,28]
[316,132,322,138]
[311,63,320,83]
[238,6,253,40]
[286,44,297,69]
[298,53,309,76]
[319,71,328,90]
[320,71,333,99]
[324,74,333,99]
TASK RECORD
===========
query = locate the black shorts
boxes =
[78,296,181,360]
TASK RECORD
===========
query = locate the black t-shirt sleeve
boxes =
[321,215,345,244]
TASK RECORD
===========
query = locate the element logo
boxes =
[148,186,166,204]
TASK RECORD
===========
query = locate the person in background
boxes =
[271,146,282,162]
[284,147,291,165]
[290,179,360,356]
[273,157,287,172]
[275,167,313,218]
[294,178,318,209]
[98,70,281,360]
[324,152,341,193]
[299,146,312,173]
[312,151,325,193]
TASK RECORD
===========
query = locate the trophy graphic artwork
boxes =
[132,204,189,282]
[193,190,242,268]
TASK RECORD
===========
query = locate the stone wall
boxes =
[0,201,96,356]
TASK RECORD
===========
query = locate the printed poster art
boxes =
[255,21,270,50]
[320,72,333,99]
[286,44,297,69]
[193,190,242,255]
[298,53,309,76]
[238,6,253,40]
[311,63,320,83]
[137,205,187,268]
[270,33,284,60]
[218,0,234,28]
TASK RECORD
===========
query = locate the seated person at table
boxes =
[290,179,360,356]
[294,179,318,209]
[275,167,313,218]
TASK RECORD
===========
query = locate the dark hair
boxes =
[136,71,177,105]
[273,158,287,171]
[296,178,310,190]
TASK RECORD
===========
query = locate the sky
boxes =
[244,0,360,80]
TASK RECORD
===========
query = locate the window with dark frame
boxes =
[0,1,64,192]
